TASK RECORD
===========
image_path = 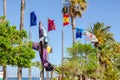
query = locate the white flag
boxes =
[0,71,3,79]
[85,31,98,42]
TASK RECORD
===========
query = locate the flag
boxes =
[48,18,56,32]
[0,71,3,80]
[63,14,69,26]
[76,28,83,38]
[30,11,37,26]
[85,31,98,42]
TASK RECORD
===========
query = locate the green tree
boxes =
[101,41,120,80]
[0,20,9,80]
[87,22,114,47]
[56,42,97,79]
[86,22,120,79]
[87,22,114,66]
[113,42,120,70]
[33,61,42,71]
[0,20,23,80]
[14,37,35,80]
[62,0,87,45]
[0,18,35,80]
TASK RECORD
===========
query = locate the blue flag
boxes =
[30,12,37,26]
[76,28,83,38]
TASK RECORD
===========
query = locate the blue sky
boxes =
[0,0,120,77]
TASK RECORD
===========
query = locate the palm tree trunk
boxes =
[40,68,44,80]
[71,16,76,58]
[50,70,53,80]
[80,75,82,80]
[20,0,25,30]
[85,75,88,80]
[3,0,6,21]
[46,71,49,80]
[2,66,7,80]
[93,42,99,80]
[28,68,32,80]
[71,16,76,45]
[17,67,22,80]
[18,0,25,80]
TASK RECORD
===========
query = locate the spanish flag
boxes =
[63,14,69,26]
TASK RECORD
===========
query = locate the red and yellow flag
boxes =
[63,14,69,26]
[48,18,56,32]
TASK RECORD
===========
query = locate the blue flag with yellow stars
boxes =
[30,11,37,26]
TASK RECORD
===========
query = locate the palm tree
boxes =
[62,0,87,44]
[87,22,114,70]
[87,22,114,47]
[97,42,120,80]
[62,0,87,45]
[18,0,25,80]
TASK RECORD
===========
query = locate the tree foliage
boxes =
[32,61,42,70]
[0,19,35,68]
[55,22,120,80]
[86,22,120,79]
[56,42,97,79]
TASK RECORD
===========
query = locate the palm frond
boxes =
[87,22,114,46]
[75,11,82,17]
[69,0,87,18]
[101,26,111,34]
[62,6,69,14]
[79,1,87,11]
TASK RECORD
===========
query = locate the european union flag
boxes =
[30,12,37,26]
[76,28,83,38]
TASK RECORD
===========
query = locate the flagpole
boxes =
[39,21,44,80]
[46,20,49,80]
[61,26,64,80]
[28,26,32,80]
[29,26,32,41]
[62,29,64,65]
